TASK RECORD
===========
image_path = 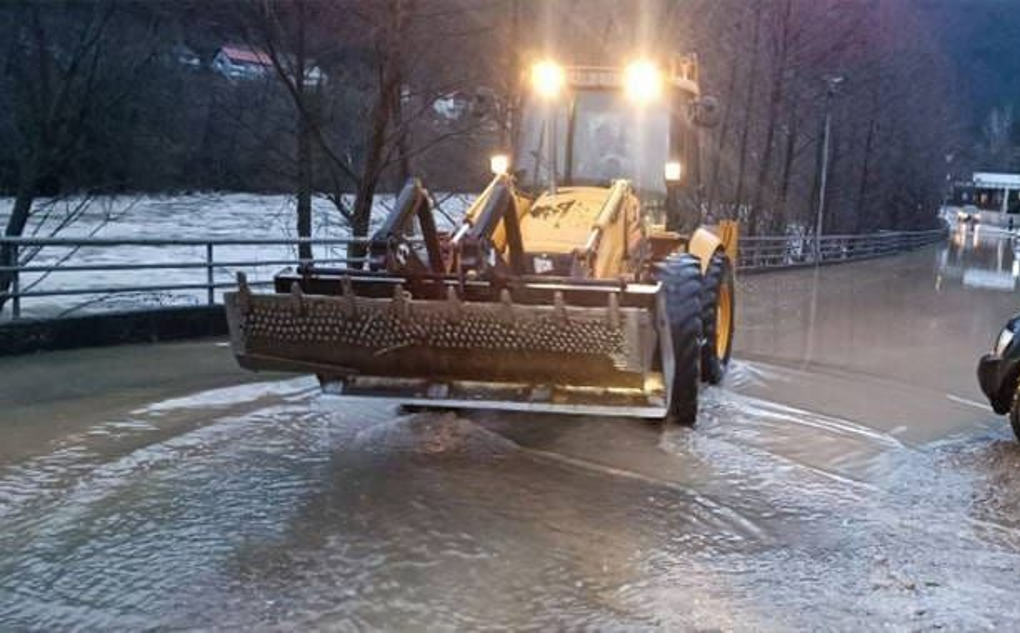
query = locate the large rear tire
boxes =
[660,254,703,425]
[701,252,736,384]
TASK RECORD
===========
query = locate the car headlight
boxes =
[996,327,1014,356]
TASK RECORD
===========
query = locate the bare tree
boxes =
[242,0,498,263]
[0,1,158,311]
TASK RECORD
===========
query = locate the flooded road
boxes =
[4,224,1020,631]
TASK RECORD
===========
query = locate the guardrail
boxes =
[737,227,947,271]
[0,228,946,321]
[0,236,371,321]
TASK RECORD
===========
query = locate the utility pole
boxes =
[815,75,844,263]
[940,153,954,219]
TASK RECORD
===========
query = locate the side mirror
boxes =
[692,96,720,128]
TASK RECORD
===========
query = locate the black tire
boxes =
[701,253,736,384]
[1010,380,1020,441]
[659,254,703,425]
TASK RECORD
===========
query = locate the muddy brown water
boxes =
[3,223,1020,631]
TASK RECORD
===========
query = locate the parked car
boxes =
[977,313,1020,439]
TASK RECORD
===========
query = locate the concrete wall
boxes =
[0,306,227,357]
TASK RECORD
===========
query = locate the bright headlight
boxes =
[664,160,682,183]
[489,153,509,176]
[996,327,1014,356]
[624,59,663,104]
[530,60,565,100]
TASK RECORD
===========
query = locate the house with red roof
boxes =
[212,43,326,85]
[212,44,274,80]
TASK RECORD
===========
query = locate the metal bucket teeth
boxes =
[239,293,625,356]
[225,287,658,390]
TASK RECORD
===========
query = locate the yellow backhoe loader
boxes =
[224,55,736,424]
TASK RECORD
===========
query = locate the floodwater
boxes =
[3,223,1020,631]
[0,193,470,319]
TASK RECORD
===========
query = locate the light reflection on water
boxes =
[939,222,1020,292]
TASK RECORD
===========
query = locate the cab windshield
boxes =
[518,90,670,195]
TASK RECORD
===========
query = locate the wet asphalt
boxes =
[2,222,1020,631]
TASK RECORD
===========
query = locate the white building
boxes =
[212,44,326,86]
[171,44,201,69]
[950,171,1020,226]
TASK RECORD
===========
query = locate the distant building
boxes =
[301,65,327,87]
[949,171,1020,225]
[432,92,471,120]
[172,44,201,70]
[431,87,496,123]
[212,44,274,80]
[211,44,327,86]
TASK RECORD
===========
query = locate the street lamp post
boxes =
[815,75,844,264]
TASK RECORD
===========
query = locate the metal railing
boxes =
[0,236,371,321]
[737,227,947,271]
[0,227,946,321]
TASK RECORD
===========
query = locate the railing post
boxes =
[206,242,215,306]
[11,241,20,320]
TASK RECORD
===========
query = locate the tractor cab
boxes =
[512,57,712,232]
[449,56,716,280]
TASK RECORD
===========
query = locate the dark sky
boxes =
[926,0,1020,132]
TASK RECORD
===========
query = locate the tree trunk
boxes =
[854,117,877,233]
[747,74,781,236]
[808,127,823,236]
[391,1,410,184]
[773,107,798,233]
[824,122,842,233]
[295,1,313,262]
[347,0,407,266]
[349,100,392,264]
[748,0,791,236]
[503,0,522,151]
[390,71,410,184]
[0,183,37,312]
[705,13,745,220]
[732,5,763,225]
[297,114,314,261]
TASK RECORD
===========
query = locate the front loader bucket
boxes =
[224,277,672,418]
